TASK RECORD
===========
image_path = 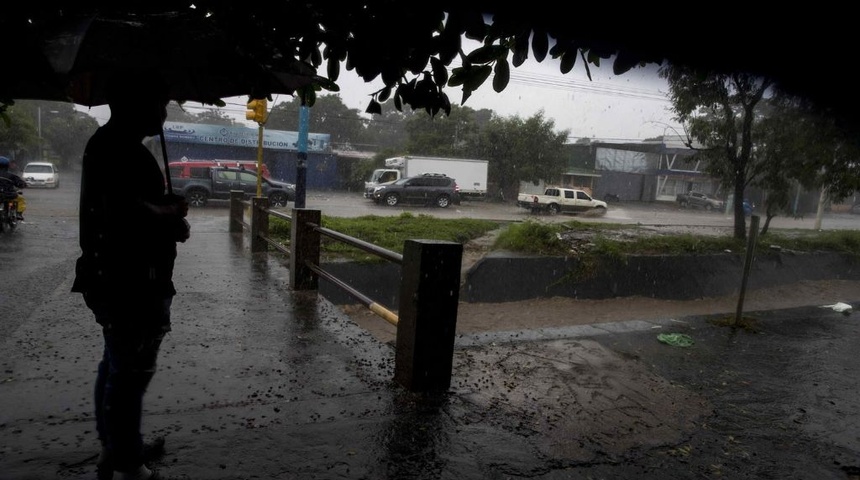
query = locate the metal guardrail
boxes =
[228,191,463,392]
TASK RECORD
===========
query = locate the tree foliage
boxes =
[660,66,772,239]
[3,2,858,146]
[465,111,569,200]
[0,100,98,169]
[267,94,367,149]
[753,93,860,233]
[361,107,413,153]
[403,105,485,157]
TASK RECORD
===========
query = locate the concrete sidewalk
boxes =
[2,214,860,479]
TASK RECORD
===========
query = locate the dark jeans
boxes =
[87,294,172,472]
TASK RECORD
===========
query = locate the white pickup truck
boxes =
[517,187,608,215]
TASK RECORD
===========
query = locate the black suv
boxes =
[371,173,460,208]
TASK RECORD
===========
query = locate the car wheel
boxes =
[594,206,607,216]
[548,203,560,215]
[186,189,209,207]
[269,192,288,207]
[705,204,713,211]
[384,193,399,206]
[435,194,451,208]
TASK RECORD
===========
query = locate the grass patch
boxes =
[493,220,570,256]
[761,230,860,254]
[269,214,860,262]
[269,212,500,262]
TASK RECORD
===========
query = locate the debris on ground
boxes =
[821,302,853,315]
[657,333,695,347]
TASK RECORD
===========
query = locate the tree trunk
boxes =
[814,187,827,230]
[760,214,774,236]
[733,174,747,240]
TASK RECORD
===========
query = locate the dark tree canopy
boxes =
[3,3,856,136]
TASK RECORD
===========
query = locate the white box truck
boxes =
[364,155,489,199]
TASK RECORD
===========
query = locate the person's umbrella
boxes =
[0,20,69,105]
[33,9,327,190]
[39,10,322,107]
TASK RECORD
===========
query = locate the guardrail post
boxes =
[394,239,463,392]
[229,190,244,233]
[250,197,269,253]
[290,208,321,290]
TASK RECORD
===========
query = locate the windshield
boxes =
[24,164,54,174]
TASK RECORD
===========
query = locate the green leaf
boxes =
[513,32,529,67]
[463,65,492,91]
[465,44,509,64]
[448,67,468,87]
[586,50,601,67]
[460,88,473,105]
[440,93,452,116]
[377,86,392,103]
[315,77,341,93]
[438,27,460,65]
[365,99,382,115]
[493,59,510,92]
[327,57,340,81]
[532,30,548,62]
[559,51,576,74]
[612,51,641,75]
[430,57,449,87]
[299,86,317,107]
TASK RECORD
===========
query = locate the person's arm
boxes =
[143,194,190,243]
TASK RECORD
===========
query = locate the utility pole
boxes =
[37,106,42,161]
[295,105,309,208]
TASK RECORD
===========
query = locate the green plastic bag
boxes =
[657,333,694,347]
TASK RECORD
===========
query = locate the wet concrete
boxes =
[3,209,860,479]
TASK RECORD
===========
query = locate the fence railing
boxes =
[229,191,462,393]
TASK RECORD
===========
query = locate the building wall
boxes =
[161,121,341,189]
[165,142,339,189]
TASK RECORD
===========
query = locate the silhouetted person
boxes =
[0,156,27,220]
[72,69,190,480]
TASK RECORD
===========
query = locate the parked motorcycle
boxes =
[0,182,20,233]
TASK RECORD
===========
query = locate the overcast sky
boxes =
[80,55,683,143]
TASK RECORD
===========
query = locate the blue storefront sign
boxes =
[163,122,330,152]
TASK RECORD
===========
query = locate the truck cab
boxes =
[364,169,401,198]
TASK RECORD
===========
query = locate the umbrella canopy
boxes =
[37,10,322,107]
[0,21,70,104]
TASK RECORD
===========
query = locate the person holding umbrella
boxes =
[71,69,190,480]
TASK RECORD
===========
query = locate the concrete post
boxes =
[394,239,463,392]
[250,196,269,253]
[229,190,244,233]
[290,208,321,290]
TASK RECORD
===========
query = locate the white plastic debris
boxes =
[821,302,853,314]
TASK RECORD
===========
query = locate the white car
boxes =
[22,162,60,188]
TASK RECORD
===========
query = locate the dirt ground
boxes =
[344,278,860,344]
[340,225,860,344]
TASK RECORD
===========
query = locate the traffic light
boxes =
[246,98,268,124]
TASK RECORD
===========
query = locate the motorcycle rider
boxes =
[0,156,26,221]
